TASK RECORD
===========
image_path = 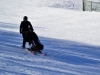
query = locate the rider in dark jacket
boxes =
[26,29,38,43]
[26,29,44,52]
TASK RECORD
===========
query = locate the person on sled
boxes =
[25,29,44,54]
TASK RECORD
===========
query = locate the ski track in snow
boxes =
[0,23,100,75]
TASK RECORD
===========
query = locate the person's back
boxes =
[26,29,39,42]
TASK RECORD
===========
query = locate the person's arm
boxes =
[20,21,23,34]
[29,21,34,31]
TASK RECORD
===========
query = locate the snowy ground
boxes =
[0,0,100,75]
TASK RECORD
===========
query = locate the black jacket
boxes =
[26,31,44,50]
[20,21,33,33]
[26,31,39,42]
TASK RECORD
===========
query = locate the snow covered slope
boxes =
[0,22,100,75]
[0,0,100,75]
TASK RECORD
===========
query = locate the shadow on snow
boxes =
[0,25,100,74]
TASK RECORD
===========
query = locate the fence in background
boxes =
[83,0,100,12]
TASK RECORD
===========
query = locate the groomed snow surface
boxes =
[0,0,100,75]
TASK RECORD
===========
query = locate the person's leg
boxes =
[28,41,31,46]
[28,41,32,49]
[22,32,26,48]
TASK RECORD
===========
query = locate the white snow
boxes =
[0,0,100,75]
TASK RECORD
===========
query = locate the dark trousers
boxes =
[22,32,26,47]
[22,31,31,47]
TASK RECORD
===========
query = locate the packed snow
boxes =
[0,0,100,75]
